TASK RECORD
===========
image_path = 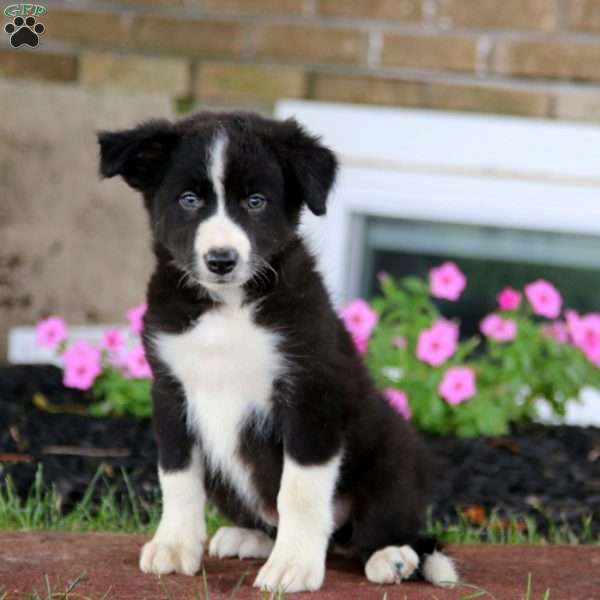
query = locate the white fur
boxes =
[195,132,251,286]
[140,445,206,575]
[254,453,341,593]
[154,295,285,517]
[422,551,459,588]
[365,545,419,585]
[209,527,274,559]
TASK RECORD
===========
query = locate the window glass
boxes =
[363,217,600,337]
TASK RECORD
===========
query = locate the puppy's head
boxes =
[97,112,337,291]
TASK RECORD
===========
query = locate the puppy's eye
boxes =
[245,194,267,211]
[178,191,203,210]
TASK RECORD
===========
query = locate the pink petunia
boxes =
[340,299,379,341]
[352,334,369,355]
[525,280,562,319]
[101,328,125,352]
[392,336,407,349]
[62,341,101,390]
[127,303,147,335]
[35,316,68,349]
[383,388,412,420]
[543,321,569,344]
[63,360,101,390]
[569,312,600,366]
[480,314,517,342]
[565,310,582,334]
[438,367,476,406]
[497,287,521,311]
[416,319,458,367]
[63,340,100,366]
[429,262,467,302]
[124,344,153,379]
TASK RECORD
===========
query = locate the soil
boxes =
[1,365,600,538]
[2,532,600,599]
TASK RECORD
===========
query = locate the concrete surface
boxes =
[0,79,175,359]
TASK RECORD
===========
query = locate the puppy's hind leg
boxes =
[363,532,458,587]
[353,496,458,588]
[421,549,459,588]
[209,527,274,560]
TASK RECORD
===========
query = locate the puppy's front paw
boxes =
[365,545,419,585]
[140,535,203,576]
[253,549,325,593]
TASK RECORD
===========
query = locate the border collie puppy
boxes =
[97,111,457,593]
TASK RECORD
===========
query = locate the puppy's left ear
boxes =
[276,119,338,216]
[97,119,179,191]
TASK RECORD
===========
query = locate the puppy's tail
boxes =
[412,536,459,588]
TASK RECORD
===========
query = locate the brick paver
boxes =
[1,532,599,599]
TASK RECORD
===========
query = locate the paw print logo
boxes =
[5,16,45,48]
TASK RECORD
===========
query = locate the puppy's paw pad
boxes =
[365,545,420,585]
[140,538,202,576]
[423,551,459,588]
[253,554,324,593]
[209,527,273,560]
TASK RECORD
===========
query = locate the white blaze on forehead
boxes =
[194,131,251,267]
[209,132,228,209]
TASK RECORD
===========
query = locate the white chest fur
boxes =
[154,294,285,514]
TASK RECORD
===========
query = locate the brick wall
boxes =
[3,0,600,121]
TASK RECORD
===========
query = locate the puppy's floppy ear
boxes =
[97,119,179,191]
[275,118,338,216]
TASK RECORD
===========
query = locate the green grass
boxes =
[0,466,596,546]
[427,508,597,546]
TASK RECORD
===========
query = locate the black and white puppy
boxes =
[97,111,458,593]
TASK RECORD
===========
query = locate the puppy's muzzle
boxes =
[204,248,239,276]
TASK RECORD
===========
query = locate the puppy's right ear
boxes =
[97,119,179,191]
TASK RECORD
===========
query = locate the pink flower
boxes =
[429,262,466,301]
[392,336,407,349]
[480,314,517,342]
[438,367,476,406]
[101,328,124,352]
[383,388,412,420]
[569,313,600,365]
[127,303,147,335]
[35,316,68,349]
[416,319,458,367]
[543,321,569,344]
[62,341,101,390]
[63,340,100,365]
[340,299,378,341]
[124,344,152,379]
[497,287,521,311]
[525,280,562,319]
[352,334,369,355]
[63,360,101,390]
[565,310,582,335]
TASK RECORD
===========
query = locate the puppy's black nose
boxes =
[204,248,239,275]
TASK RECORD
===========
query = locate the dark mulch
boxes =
[1,365,599,537]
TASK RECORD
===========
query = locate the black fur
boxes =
[98,110,439,572]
